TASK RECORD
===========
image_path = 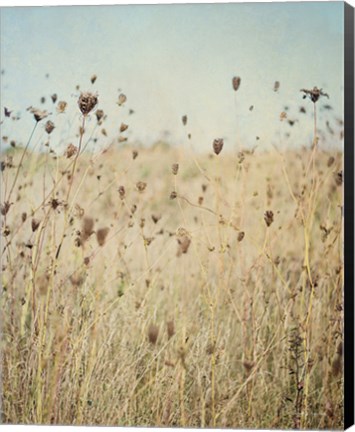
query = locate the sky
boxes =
[0,2,345,153]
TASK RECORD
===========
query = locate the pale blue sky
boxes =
[0,2,344,152]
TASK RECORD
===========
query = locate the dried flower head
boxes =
[120,123,129,133]
[273,81,280,92]
[301,87,329,103]
[31,218,40,232]
[45,120,55,134]
[96,227,109,246]
[335,170,343,186]
[232,76,241,92]
[238,231,245,242]
[51,93,58,103]
[95,109,104,122]
[65,143,78,159]
[118,185,126,200]
[78,92,98,116]
[118,93,127,106]
[1,201,11,216]
[151,214,161,224]
[280,111,287,121]
[136,181,147,192]
[213,138,224,155]
[176,228,191,256]
[57,101,67,113]
[132,150,138,160]
[172,163,179,175]
[264,210,274,227]
[148,324,159,345]
[81,217,94,243]
[118,136,128,143]
[91,74,97,84]
[28,107,49,122]
[182,115,188,126]
[170,191,177,200]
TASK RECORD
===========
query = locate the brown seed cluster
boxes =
[232,76,241,92]
[45,120,55,134]
[264,210,274,227]
[213,138,224,155]
[171,163,179,175]
[65,144,78,159]
[78,92,98,116]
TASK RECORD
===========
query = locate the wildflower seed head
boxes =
[213,138,224,155]
[78,92,98,116]
[136,181,147,192]
[57,101,67,113]
[96,227,109,246]
[95,109,104,123]
[132,150,138,160]
[51,93,58,103]
[120,123,129,133]
[31,218,40,232]
[118,185,126,200]
[232,76,241,92]
[273,81,280,92]
[28,107,49,122]
[91,74,97,84]
[45,120,55,134]
[182,115,188,126]
[300,86,329,103]
[264,210,274,227]
[172,163,179,175]
[118,93,127,106]
[148,324,159,345]
[65,143,78,159]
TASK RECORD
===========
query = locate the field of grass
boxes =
[1,94,344,429]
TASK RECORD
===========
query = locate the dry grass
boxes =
[0,91,343,429]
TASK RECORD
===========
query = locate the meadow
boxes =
[0,86,344,429]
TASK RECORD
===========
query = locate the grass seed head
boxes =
[167,320,175,339]
[182,115,188,126]
[118,185,126,200]
[132,150,138,160]
[51,93,57,103]
[120,123,129,133]
[136,181,147,192]
[95,109,104,123]
[31,218,40,232]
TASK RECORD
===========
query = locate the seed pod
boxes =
[120,123,129,133]
[232,76,241,92]
[213,138,224,155]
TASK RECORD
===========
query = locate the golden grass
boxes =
[1,137,343,428]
